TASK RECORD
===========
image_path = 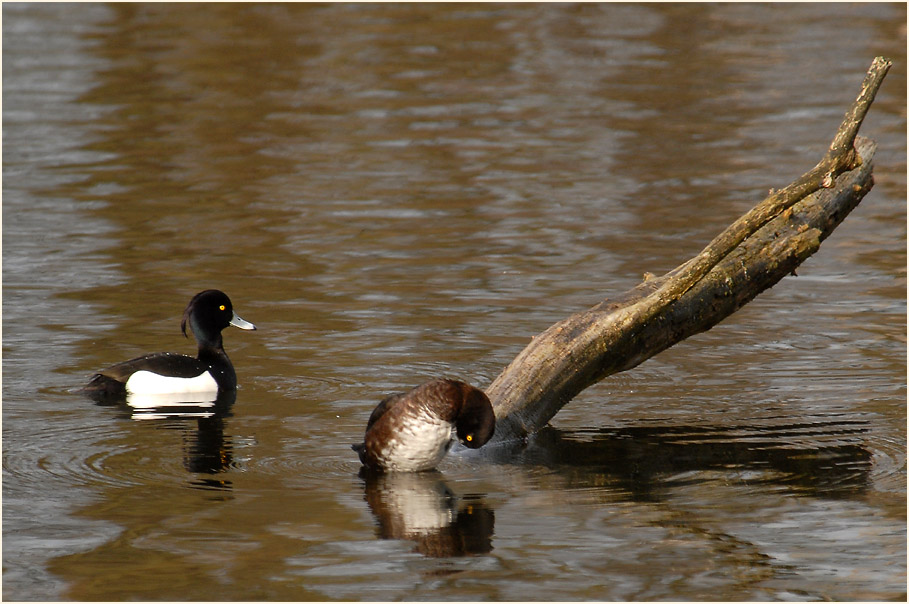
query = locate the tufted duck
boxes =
[83,290,255,399]
[353,378,496,472]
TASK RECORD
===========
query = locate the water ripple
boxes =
[3,413,138,492]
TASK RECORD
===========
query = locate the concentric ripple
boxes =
[3,408,139,493]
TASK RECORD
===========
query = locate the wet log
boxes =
[488,57,891,442]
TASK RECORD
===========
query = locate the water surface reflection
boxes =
[493,419,873,502]
[360,470,495,558]
[88,388,239,485]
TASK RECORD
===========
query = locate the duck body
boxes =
[353,379,496,472]
[83,290,255,399]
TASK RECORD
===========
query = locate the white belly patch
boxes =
[125,370,218,396]
[378,411,454,472]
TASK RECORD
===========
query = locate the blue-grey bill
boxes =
[230,312,256,330]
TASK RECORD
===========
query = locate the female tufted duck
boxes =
[83,290,255,399]
[352,378,496,472]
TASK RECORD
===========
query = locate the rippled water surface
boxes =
[3,3,906,601]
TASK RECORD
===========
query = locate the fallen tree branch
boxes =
[487,57,891,442]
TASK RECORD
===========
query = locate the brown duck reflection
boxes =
[359,470,495,558]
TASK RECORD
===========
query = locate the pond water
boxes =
[3,3,906,601]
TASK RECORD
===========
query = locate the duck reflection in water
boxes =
[359,469,495,558]
[91,386,238,490]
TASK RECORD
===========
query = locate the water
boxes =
[3,3,905,601]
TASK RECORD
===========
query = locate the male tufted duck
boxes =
[83,290,256,399]
[352,378,496,472]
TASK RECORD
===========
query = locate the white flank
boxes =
[381,409,454,472]
[125,370,218,396]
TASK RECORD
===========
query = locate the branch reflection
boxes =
[490,419,873,501]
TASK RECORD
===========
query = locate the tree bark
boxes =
[488,57,892,442]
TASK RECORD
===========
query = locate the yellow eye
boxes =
[466,435,473,442]
[219,305,226,311]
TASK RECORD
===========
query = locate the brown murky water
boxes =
[3,3,906,601]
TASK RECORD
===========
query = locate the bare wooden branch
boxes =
[487,57,891,442]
